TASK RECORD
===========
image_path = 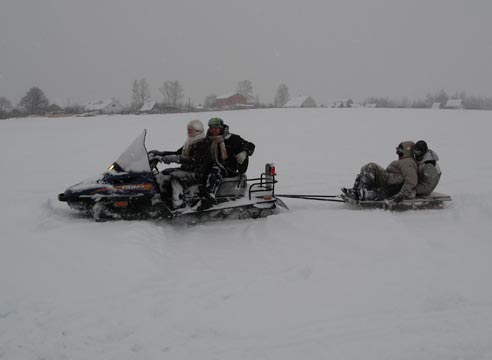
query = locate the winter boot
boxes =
[197,192,217,211]
[341,187,361,201]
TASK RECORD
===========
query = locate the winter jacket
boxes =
[176,138,213,174]
[415,149,441,196]
[385,141,419,198]
[208,125,255,174]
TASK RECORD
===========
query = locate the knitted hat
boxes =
[208,117,224,128]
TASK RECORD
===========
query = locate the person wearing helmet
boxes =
[197,117,255,210]
[413,140,441,196]
[149,119,212,209]
[342,141,419,203]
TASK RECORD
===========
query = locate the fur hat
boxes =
[187,119,204,133]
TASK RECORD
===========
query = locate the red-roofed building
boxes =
[215,93,248,108]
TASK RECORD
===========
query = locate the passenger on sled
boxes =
[413,140,442,196]
[342,141,419,203]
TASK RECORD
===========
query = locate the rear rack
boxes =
[247,163,277,201]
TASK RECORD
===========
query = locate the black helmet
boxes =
[413,140,428,158]
[396,142,404,156]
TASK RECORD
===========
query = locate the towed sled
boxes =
[339,191,452,210]
[277,192,452,211]
[58,130,287,222]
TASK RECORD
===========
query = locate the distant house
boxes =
[365,103,377,108]
[331,99,354,108]
[139,101,161,114]
[445,99,464,109]
[284,96,317,108]
[431,102,441,109]
[46,103,66,118]
[215,93,248,108]
[84,98,123,114]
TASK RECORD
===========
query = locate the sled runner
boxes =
[58,130,287,222]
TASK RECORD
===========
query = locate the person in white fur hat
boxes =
[149,119,212,209]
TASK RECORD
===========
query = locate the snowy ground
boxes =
[1,108,492,360]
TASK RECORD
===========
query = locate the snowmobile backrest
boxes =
[216,174,247,198]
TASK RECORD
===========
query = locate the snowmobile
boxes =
[58,130,288,222]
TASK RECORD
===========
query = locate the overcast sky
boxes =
[1,0,491,106]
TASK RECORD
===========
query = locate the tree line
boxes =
[364,90,492,110]
[2,83,492,119]
[0,80,291,119]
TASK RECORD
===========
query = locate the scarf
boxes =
[181,131,205,160]
[209,135,228,170]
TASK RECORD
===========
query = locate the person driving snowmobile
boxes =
[197,117,255,211]
[341,141,418,203]
[149,119,212,209]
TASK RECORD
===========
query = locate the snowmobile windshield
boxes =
[111,130,152,174]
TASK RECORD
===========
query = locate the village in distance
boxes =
[1,79,491,120]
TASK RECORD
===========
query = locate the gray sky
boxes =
[1,0,491,106]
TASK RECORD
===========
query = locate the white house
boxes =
[445,99,464,109]
[331,99,354,108]
[284,96,317,108]
[84,98,124,114]
[431,102,441,109]
[139,101,160,113]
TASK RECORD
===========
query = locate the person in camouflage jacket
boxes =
[342,141,419,202]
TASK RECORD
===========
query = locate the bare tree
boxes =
[275,83,290,107]
[237,80,253,98]
[204,94,217,109]
[19,87,50,114]
[160,81,184,107]
[131,78,151,111]
[425,90,449,108]
[0,97,12,117]
[64,103,85,114]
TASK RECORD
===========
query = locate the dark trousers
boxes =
[204,166,231,198]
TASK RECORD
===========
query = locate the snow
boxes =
[139,101,157,112]
[283,95,314,107]
[216,92,240,100]
[1,108,492,359]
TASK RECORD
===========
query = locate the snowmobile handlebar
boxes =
[148,150,177,169]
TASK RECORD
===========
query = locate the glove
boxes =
[162,154,180,164]
[235,151,248,165]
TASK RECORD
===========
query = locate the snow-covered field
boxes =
[1,108,492,360]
